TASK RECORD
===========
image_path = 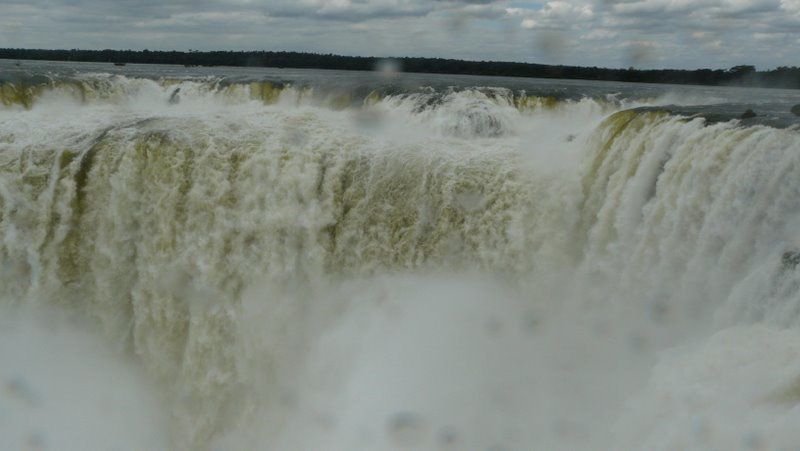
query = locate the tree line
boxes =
[2,48,799,89]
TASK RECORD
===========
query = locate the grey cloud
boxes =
[263,1,436,21]
[1,0,799,69]
[437,0,501,3]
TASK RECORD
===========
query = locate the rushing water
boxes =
[2,59,800,450]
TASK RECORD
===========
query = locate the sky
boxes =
[1,0,799,69]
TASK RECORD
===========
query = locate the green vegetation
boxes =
[2,48,800,89]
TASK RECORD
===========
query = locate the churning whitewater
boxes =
[2,66,800,450]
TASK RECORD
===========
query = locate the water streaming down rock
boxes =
[2,73,800,450]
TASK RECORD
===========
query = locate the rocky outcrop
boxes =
[740,109,757,119]
[782,251,800,270]
[169,87,181,105]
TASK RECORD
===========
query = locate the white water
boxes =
[2,76,800,450]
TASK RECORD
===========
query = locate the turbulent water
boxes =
[2,60,800,450]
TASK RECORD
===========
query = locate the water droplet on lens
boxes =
[437,425,459,447]
[387,411,427,446]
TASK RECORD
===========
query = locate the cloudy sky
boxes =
[2,0,799,69]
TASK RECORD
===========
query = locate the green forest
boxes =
[3,48,800,89]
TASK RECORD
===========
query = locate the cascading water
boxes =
[2,67,800,450]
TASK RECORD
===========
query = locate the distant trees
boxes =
[2,48,799,89]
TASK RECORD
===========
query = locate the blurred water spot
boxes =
[535,31,567,62]
[386,411,428,446]
[691,415,712,444]
[484,317,505,337]
[487,445,509,451]
[375,59,401,80]
[352,108,385,133]
[742,430,765,449]
[282,125,308,147]
[624,42,657,67]
[437,425,459,448]
[445,14,469,35]
[26,432,45,451]
[5,376,40,407]
[520,311,540,335]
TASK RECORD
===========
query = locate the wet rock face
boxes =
[792,104,800,117]
[740,109,757,119]
[169,87,181,105]
[782,251,800,270]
